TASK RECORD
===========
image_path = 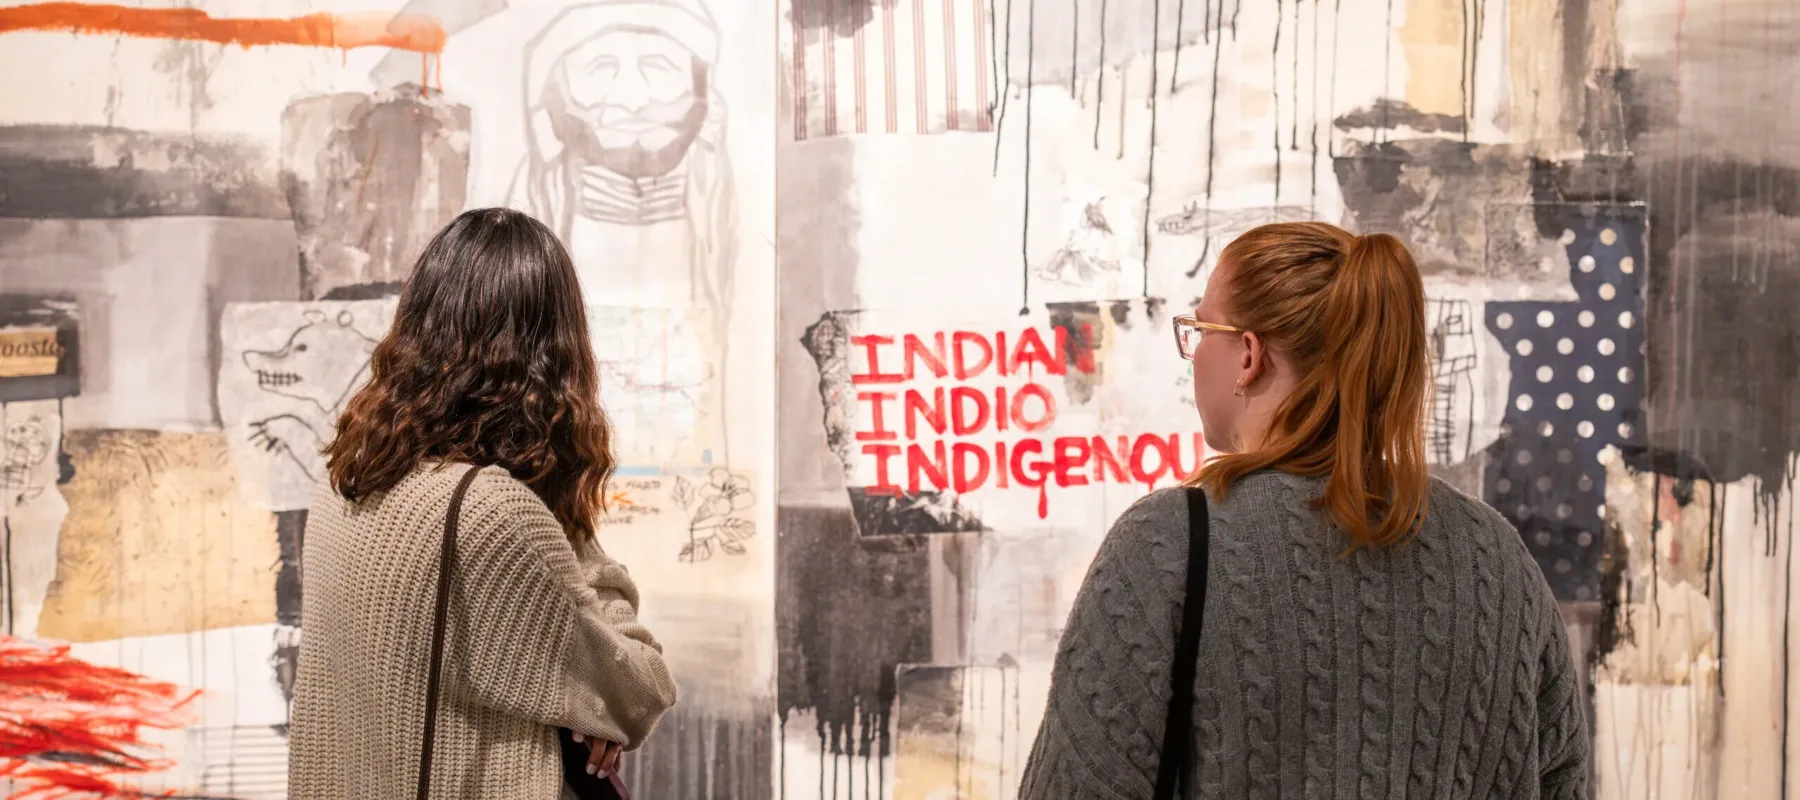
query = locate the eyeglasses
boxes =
[1173,313,1245,360]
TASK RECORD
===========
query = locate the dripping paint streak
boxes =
[1202,0,1224,210]
[1460,0,1471,139]
[0,3,445,53]
[992,0,1013,175]
[1649,474,1663,622]
[1144,0,1159,299]
[1309,0,1320,211]
[971,0,989,131]
[989,0,1002,115]
[1271,0,1283,204]
[1778,475,1792,800]
[956,670,969,796]
[1230,0,1241,39]
[790,4,807,140]
[1289,0,1301,149]
[821,0,837,136]
[1094,0,1108,149]
[1172,0,1188,93]
[1011,663,1021,785]
[1327,0,1342,156]
[1071,0,1080,96]
[1144,0,1163,298]
[1470,0,1483,139]
[1183,0,1226,281]
[1380,0,1394,143]
[1712,483,1725,682]
[999,665,1008,797]
[1204,0,1211,45]
[1020,0,1036,316]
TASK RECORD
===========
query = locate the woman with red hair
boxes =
[1022,222,1587,799]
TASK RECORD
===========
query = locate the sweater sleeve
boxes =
[449,470,679,750]
[1536,604,1590,799]
[1019,489,1189,800]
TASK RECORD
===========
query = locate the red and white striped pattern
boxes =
[788,0,995,141]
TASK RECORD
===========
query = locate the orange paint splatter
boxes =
[0,2,445,54]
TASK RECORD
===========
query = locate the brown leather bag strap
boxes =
[415,465,485,800]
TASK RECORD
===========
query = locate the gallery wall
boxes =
[0,0,1795,797]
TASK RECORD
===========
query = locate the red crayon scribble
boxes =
[0,3,447,92]
[0,635,200,799]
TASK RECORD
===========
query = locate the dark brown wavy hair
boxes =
[324,207,614,544]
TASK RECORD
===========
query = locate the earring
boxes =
[1234,379,1246,397]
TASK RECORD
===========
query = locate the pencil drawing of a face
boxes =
[546,28,709,180]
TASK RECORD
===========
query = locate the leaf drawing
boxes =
[671,475,696,508]
[679,539,714,564]
[720,539,746,555]
[719,517,755,540]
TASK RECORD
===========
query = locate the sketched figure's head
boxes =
[324,208,618,545]
[525,0,719,181]
[243,309,378,413]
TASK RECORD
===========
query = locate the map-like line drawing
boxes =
[2,416,50,505]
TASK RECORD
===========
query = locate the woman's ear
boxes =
[1240,332,1267,385]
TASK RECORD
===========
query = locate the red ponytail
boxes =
[1190,224,1430,549]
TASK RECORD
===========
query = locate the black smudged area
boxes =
[776,504,933,762]
[0,125,286,219]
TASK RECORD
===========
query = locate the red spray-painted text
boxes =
[847,327,1202,515]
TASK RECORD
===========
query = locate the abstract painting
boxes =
[0,0,1796,797]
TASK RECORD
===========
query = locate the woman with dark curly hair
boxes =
[288,208,678,798]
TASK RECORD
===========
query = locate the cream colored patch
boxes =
[1399,0,1466,117]
[37,429,278,641]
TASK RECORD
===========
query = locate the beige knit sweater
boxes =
[289,463,678,799]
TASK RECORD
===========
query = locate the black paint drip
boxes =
[1289,0,1301,150]
[1093,0,1108,149]
[1381,0,1394,143]
[1143,0,1163,298]
[1271,0,1283,204]
[1070,0,1080,97]
[1460,0,1472,139]
[991,0,1013,176]
[1189,0,1225,282]
[1310,0,1321,211]
[1328,0,1343,157]
[1020,0,1035,316]
[1172,0,1188,93]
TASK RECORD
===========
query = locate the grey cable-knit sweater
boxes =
[1021,470,1588,799]
[290,463,679,799]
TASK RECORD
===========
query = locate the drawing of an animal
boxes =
[1155,203,1316,278]
[241,310,380,483]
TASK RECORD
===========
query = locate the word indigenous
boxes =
[848,326,1202,513]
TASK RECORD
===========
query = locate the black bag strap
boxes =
[1153,487,1210,800]
[416,465,485,800]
